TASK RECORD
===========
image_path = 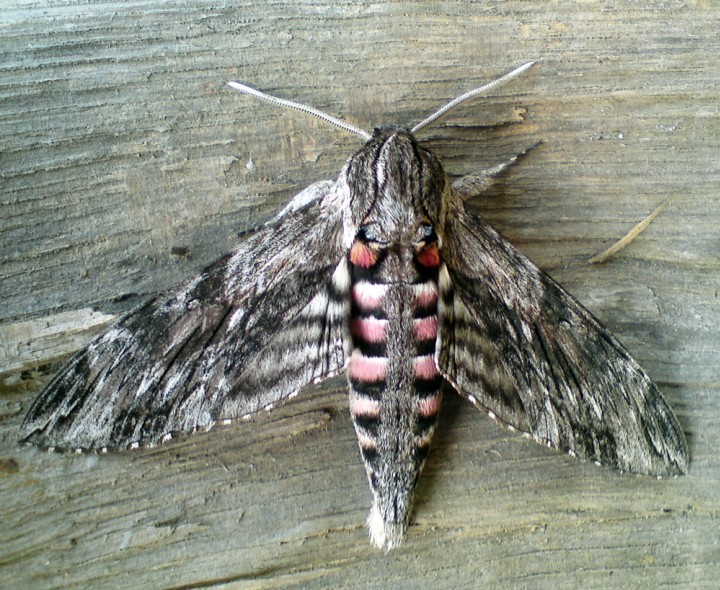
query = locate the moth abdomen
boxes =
[346,232,444,548]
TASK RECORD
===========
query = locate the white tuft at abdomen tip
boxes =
[367,503,407,551]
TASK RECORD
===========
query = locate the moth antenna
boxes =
[227,81,372,141]
[410,61,536,134]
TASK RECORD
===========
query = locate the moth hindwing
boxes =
[21,65,688,551]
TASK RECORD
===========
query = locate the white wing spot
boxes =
[332,259,351,292]
[438,263,452,293]
[521,322,533,341]
[228,308,246,331]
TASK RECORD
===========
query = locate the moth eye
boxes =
[357,226,388,247]
[415,224,437,245]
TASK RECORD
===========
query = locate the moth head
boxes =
[343,129,448,250]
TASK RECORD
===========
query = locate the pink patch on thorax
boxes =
[413,316,438,341]
[416,244,440,268]
[349,354,387,382]
[418,394,441,417]
[351,317,387,342]
[349,241,379,268]
[414,355,439,380]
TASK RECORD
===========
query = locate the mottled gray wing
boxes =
[21,181,350,451]
[438,207,688,475]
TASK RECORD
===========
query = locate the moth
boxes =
[21,63,688,550]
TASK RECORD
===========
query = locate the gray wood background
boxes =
[1,1,718,588]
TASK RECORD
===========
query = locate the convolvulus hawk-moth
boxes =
[21,63,688,550]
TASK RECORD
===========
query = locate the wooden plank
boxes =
[0,309,114,374]
[1,1,718,588]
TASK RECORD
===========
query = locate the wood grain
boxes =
[1,1,718,588]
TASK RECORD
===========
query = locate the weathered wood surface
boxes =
[1,1,718,588]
